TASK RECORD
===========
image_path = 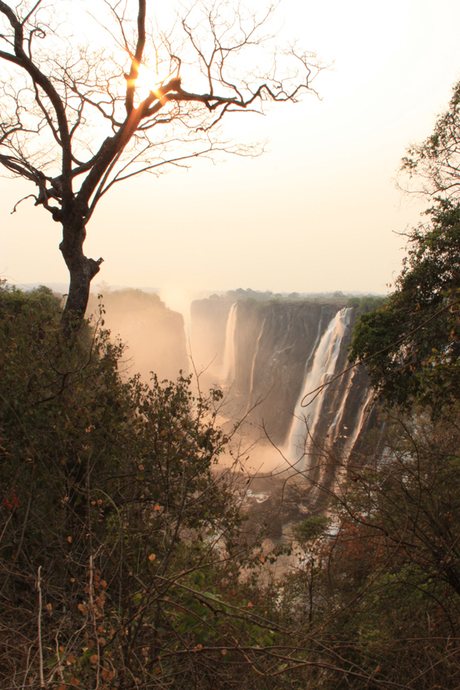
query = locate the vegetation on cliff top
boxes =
[207,287,385,307]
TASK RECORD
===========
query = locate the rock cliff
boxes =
[191,298,376,481]
[88,289,188,381]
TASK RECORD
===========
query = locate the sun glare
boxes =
[135,66,162,101]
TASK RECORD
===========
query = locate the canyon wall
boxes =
[191,298,376,481]
[88,289,188,382]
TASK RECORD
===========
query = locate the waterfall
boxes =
[304,306,325,374]
[247,317,267,402]
[332,384,375,488]
[286,307,352,470]
[221,302,238,385]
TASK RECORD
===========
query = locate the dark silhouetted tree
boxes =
[0,0,321,328]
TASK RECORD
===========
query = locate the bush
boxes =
[0,284,272,689]
[276,408,460,689]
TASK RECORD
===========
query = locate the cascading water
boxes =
[285,307,353,471]
[332,384,375,487]
[192,295,377,501]
[247,317,267,402]
[303,307,325,375]
[221,302,238,385]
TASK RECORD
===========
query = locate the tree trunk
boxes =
[59,217,103,329]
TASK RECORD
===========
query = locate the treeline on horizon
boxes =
[209,286,387,311]
[15,283,388,318]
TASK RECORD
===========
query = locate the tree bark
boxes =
[59,217,103,327]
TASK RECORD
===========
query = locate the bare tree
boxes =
[0,0,321,327]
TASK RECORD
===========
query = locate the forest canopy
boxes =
[350,80,460,411]
[349,198,460,409]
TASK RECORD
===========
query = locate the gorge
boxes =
[191,297,377,498]
[96,289,378,509]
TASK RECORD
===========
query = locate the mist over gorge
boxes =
[87,288,188,382]
[191,295,377,489]
[91,287,378,496]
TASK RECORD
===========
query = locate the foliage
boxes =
[276,410,460,688]
[300,82,460,685]
[0,284,272,689]
[207,288,380,307]
[401,79,460,200]
[346,295,387,317]
[292,515,330,544]
[335,410,460,687]
[349,81,460,410]
[348,199,460,410]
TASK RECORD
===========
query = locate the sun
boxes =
[134,65,162,101]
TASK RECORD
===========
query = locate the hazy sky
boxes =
[2,0,460,313]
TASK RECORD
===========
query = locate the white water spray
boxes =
[332,384,375,489]
[247,317,266,400]
[286,307,352,469]
[221,302,238,385]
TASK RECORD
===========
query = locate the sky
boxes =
[2,0,460,314]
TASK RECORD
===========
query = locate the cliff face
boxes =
[88,290,188,382]
[190,297,234,374]
[191,298,375,481]
[233,301,342,444]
